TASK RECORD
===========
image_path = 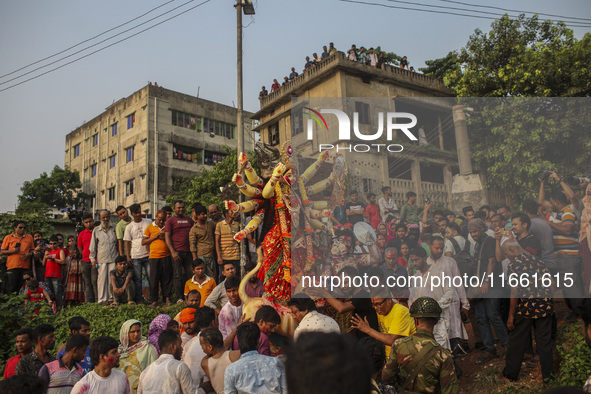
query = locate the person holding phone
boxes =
[44,235,66,308]
[1,220,34,295]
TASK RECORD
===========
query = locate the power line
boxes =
[0,0,176,80]
[0,0,201,86]
[0,0,212,93]
[436,0,591,22]
[338,0,591,28]
[383,0,591,26]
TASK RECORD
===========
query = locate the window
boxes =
[203,118,235,138]
[173,144,202,163]
[291,108,304,136]
[127,113,135,129]
[125,146,134,163]
[125,179,134,196]
[111,123,118,137]
[172,110,201,131]
[268,123,279,146]
[91,164,97,177]
[73,144,81,158]
[355,101,370,125]
[420,162,444,184]
[204,150,227,165]
[362,178,377,194]
[109,155,116,169]
[388,157,412,180]
[92,134,99,147]
[108,187,115,201]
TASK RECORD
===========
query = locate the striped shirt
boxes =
[552,206,579,255]
[38,357,84,394]
[215,220,240,260]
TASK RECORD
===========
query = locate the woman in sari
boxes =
[118,319,158,393]
[63,235,85,306]
[147,314,171,355]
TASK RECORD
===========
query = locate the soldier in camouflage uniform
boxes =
[382,297,459,394]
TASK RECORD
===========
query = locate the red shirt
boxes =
[45,249,63,278]
[3,354,22,379]
[165,216,194,253]
[77,229,93,262]
[365,204,380,228]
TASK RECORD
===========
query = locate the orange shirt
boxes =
[143,222,170,258]
[1,233,33,270]
[184,275,216,307]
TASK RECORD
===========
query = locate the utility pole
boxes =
[236,0,254,276]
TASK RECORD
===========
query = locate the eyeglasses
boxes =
[17,226,26,229]
[371,299,389,308]
[23,277,31,281]
[49,242,57,245]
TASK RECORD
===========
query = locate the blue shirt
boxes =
[57,346,92,376]
[224,351,287,394]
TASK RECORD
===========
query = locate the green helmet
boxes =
[409,297,442,318]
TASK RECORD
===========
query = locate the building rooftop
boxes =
[253,51,455,120]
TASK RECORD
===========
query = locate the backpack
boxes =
[449,237,475,277]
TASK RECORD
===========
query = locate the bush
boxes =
[556,321,591,387]
[0,294,184,372]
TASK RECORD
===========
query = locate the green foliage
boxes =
[0,294,184,370]
[18,165,89,213]
[556,322,591,387]
[418,51,460,81]
[166,147,260,209]
[0,212,55,238]
[464,97,591,203]
[422,14,591,202]
[374,46,402,66]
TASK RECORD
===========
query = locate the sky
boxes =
[0,0,589,212]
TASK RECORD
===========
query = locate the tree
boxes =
[423,15,591,202]
[374,46,402,66]
[17,166,88,214]
[166,147,260,209]
[419,51,460,81]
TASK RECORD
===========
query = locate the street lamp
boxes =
[236,0,254,276]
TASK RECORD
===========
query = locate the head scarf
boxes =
[468,218,488,233]
[179,307,197,324]
[148,314,171,355]
[580,183,591,246]
[119,319,148,358]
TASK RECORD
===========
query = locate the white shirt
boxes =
[123,218,152,259]
[293,310,340,341]
[181,333,209,392]
[219,302,243,339]
[378,197,398,222]
[137,354,195,394]
[71,369,131,394]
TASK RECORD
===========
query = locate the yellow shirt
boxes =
[378,303,416,355]
[184,275,216,307]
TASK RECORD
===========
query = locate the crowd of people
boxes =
[1,168,591,393]
[259,42,416,100]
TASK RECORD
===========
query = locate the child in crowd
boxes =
[109,256,135,306]
[184,259,216,307]
[24,278,52,312]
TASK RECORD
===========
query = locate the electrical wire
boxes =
[436,0,591,22]
[0,0,201,86]
[338,0,591,28]
[0,0,176,80]
[0,0,212,93]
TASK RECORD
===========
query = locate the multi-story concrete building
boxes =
[65,84,254,216]
[252,51,463,208]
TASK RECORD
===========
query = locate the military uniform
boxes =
[382,297,459,394]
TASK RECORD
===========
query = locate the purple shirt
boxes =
[245,279,264,298]
[165,216,194,253]
[232,331,270,356]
